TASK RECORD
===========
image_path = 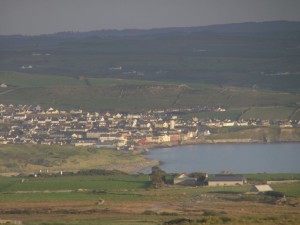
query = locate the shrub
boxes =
[77,169,127,176]
[220,216,232,223]
[160,212,178,216]
[163,218,193,225]
[202,209,221,216]
[163,218,207,225]
[264,191,285,198]
[143,210,158,215]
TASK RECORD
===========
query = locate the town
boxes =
[1,103,299,149]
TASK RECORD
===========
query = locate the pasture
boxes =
[291,109,300,120]
[180,108,245,120]
[240,106,297,120]
[1,72,300,117]
[0,173,300,224]
[0,144,154,174]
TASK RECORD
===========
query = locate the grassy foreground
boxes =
[0,145,300,225]
[0,173,300,225]
[0,144,299,224]
[0,144,158,175]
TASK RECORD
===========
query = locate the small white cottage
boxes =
[251,184,273,193]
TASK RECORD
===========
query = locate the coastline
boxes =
[1,138,299,176]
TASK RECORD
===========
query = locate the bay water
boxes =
[142,143,300,174]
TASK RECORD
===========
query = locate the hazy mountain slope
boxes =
[1,21,300,91]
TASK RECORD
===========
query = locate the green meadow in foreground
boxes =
[0,173,300,225]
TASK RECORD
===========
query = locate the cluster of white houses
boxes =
[0,104,299,149]
[0,104,208,149]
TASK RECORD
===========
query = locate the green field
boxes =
[0,173,300,225]
[0,144,154,174]
[1,72,300,116]
[244,173,300,181]
[240,106,297,120]
[0,174,150,194]
[180,108,246,120]
[291,110,300,120]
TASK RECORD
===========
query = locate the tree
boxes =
[150,166,166,188]
[189,172,207,183]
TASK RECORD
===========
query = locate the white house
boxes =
[251,185,273,193]
[174,173,197,186]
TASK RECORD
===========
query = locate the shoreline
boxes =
[1,140,299,176]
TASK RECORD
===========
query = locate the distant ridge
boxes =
[1,20,300,38]
[48,21,300,38]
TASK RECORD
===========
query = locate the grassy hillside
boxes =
[0,144,156,174]
[240,106,296,120]
[1,27,300,92]
[207,127,300,143]
[1,72,299,116]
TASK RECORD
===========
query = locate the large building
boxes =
[208,174,247,186]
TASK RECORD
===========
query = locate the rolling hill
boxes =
[1,72,299,116]
[1,21,300,92]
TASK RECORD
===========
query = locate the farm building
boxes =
[173,173,197,186]
[251,185,273,193]
[208,174,247,186]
